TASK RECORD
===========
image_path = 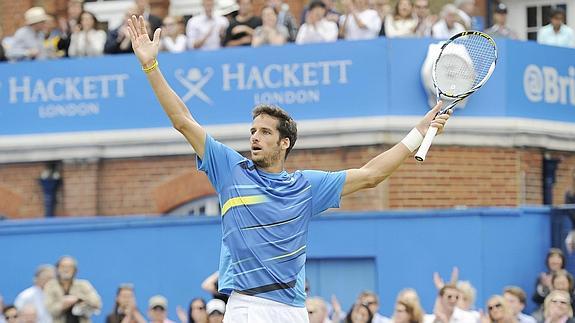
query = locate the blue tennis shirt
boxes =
[197,134,346,307]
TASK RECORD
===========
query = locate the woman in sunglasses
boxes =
[543,290,575,323]
[482,295,517,323]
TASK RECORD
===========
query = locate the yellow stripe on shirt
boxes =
[265,245,307,261]
[221,195,267,216]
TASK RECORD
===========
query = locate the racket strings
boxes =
[436,34,497,96]
[454,35,496,84]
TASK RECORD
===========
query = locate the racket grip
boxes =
[414,126,438,162]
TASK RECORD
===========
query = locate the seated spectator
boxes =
[6,7,50,61]
[186,0,229,50]
[176,298,207,323]
[357,291,391,323]
[483,295,516,323]
[69,11,107,57]
[161,16,187,53]
[43,14,64,58]
[148,295,175,323]
[105,284,145,323]
[413,0,436,37]
[219,0,240,24]
[205,299,224,323]
[3,306,17,323]
[105,5,140,54]
[457,281,480,320]
[392,298,424,323]
[223,0,262,47]
[455,0,482,30]
[432,4,465,39]
[305,297,329,323]
[396,288,422,306]
[339,0,382,40]
[503,286,536,323]
[252,6,288,47]
[552,270,575,313]
[384,0,417,38]
[370,0,391,36]
[301,0,341,27]
[345,303,373,323]
[533,248,566,308]
[44,255,102,323]
[296,0,338,44]
[57,0,84,56]
[14,264,55,323]
[17,304,38,323]
[485,3,517,39]
[542,290,575,323]
[424,284,476,323]
[0,26,7,62]
[537,7,575,48]
[267,0,298,42]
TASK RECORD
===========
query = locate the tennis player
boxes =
[127,15,450,323]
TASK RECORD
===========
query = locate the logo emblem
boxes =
[175,68,214,105]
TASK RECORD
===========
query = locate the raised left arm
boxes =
[342,102,449,196]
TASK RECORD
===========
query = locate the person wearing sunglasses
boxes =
[424,284,476,323]
[482,295,516,323]
[543,290,575,323]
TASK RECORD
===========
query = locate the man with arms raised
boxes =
[126,15,450,323]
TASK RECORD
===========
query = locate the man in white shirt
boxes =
[6,7,49,61]
[424,284,477,323]
[537,8,575,48]
[339,0,382,40]
[503,286,537,323]
[14,265,55,323]
[296,0,338,44]
[432,4,465,39]
[186,0,229,50]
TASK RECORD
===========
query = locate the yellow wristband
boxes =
[142,59,158,73]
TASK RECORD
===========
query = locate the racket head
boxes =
[432,31,498,101]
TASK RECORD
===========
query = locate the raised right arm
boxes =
[128,15,206,158]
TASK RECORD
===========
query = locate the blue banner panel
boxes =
[2,38,575,136]
[0,40,389,135]
[506,40,575,122]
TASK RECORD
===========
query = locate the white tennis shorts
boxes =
[223,291,309,323]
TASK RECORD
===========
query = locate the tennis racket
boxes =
[414,31,498,162]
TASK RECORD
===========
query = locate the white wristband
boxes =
[401,128,424,153]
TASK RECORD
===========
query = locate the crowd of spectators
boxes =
[1,0,573,65]
[2,248,575,323]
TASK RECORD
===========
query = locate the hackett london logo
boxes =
[7,74,129,118]
[177,60,353,106]
[175,67,214,105]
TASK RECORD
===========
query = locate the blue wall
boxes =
[0,207,551,320]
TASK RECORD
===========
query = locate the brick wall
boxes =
[2,145,574,219]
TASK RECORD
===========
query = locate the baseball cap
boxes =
[148,295,168,310]
[206,299,226,315]
[495,3,507,14]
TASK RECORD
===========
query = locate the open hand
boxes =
[127,15,161,66]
